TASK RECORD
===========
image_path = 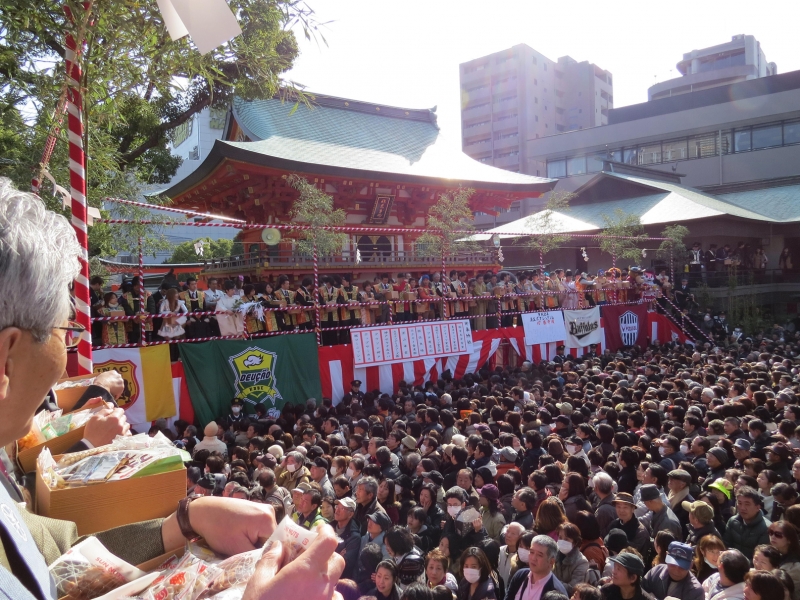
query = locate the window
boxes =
[734,129,751,152]
[567,156,586,176]
[637,143,661,165]
[785,121,800,145]
[609,149,623,162]
[690,133,717,158]
[662,139,688,161]
[547,159,566,178]
[623,148,638,165]
[752,124,782,149]
[587,153,605,173]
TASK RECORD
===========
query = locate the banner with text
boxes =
[351,320,472,368]
[178,334,322,426]
[602,304,649,350]
[562,307,604,347]
[521,311,566,346]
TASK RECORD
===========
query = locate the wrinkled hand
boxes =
[92,370,125,400]
[189,497,278,556]
[83,404,130,446]
[242,524,344,600]
[472,516,483,532]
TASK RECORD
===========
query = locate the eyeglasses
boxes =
[769,530,785,539]
[53,321,86,349]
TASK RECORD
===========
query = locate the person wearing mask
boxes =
[276,450,312,491]
[553,523,590,596]
[601,552,655,600]
[505,534,569,600]
[700,550,749,600]
[457,546,498,600]
[641,542,704,600]
[441,487,487,562]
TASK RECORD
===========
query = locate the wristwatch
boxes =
[177,495,200,540]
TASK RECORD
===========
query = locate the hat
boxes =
[312,457,329,470]
[479,484,500,501]
[231,398,243,406]
[609,553,645,577]
[367,511,392,531]
[355,419,370,432]
[604,529,630,554]
[767,442,792,461]
[257,453,277,470]
[335,497,357,511]
[640,484,660,502]
[733,438,752,451]
[421,471,444,486]
[556,402,574,415]
[707,447,728,465]
[681,500,714,524]
[268,444,284,461]
[204,421,219,437]
[307,445,324,460]
[401,436,417,450]
[708,478,733,500]
[667,469,692,484]
[500,447,519,462]
[666,542,693,570]
[612,493,636,507]
[197,473,216,491]
[351,380,362,387]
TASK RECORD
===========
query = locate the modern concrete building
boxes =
[648,34,777,101]
[459,44,613,178]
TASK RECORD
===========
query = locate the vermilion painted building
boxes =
[159,93,556,283]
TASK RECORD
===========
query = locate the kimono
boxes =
[275,287,297,329]
[121,290,152,342]
[242,294,266,334]
[98,306,127,345]
[449,279,469,317]
[158,299,188,339]
[294,286,315,329]
[472,280,487,330]
[360,289,378,325]
[179,290,211,338]
[340,285,361,323]
[544,277,562,308]
[216,293,245,337]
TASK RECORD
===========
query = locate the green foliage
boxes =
[286,174,348,257]
[656,224,691,263]
[725,267,768,335]
[166,234,243,264]
[522,191,574,264]
[415,188,478,258]
[0,0,320,256]
[598,209,648,264]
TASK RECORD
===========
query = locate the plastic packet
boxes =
[457,508,481,523]
[203,548,262,594]
[49,536,146,600]
[265,516,318,563]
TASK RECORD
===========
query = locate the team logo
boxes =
[228,347,283,407]
[93,360,139,409]
[619,311,639,347]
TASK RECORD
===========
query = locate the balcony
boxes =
[202,249,497,273]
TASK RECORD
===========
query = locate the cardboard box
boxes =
[403,291,417,301]
[17,426,86,474]
[385,290,399,300]
[37,457,186,536]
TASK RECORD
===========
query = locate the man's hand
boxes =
[92,370,125,400]
[188,497,278,556]
[83,404,130,447]
[242,524,344,600]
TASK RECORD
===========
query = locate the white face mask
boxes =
[658,447,667,456]
[286,463,298,473]
[567,445,580,456]
[329,467,339,477]
[232,407,241,414]
[517,548,530,562]
[447,505,461,518]
[680,444,689,454]
[396,485,403,496]
[463,568,481,584]
[346,468,355,478]
[557,540,574,555]
[420,445,428,454]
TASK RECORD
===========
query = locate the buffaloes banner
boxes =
[562,307,603,347]
[179,334,322,426]
[602,304,649,351]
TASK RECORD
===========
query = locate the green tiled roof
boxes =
[718,183,800,222]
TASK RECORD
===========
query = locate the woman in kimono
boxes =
[259,282,282,333]
[360,281,378,325]
[98,292,127,346]
[216,280,245,337]
[158,288,188,361]
[242,284,266,334]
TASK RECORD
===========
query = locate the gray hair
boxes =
[593,471,614,494]
[286,451,304,464]
[0,178,80,341]
[356,476,378,498]
[531,534,558,561]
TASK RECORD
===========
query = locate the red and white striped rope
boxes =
[102,196,246,223]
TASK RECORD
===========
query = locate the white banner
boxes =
[521,311,566,346]
[351,320,473,368]
[563,307,604,347]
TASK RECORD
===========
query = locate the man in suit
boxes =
[0,179,344,599]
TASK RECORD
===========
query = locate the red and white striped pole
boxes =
[65,3,92,374]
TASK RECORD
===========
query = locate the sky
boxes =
[284,0,800,149]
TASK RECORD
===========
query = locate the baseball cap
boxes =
[666,542,693,570]
[681,500,714,524]
[608,552,645,577]
[335,497,357,511]
[733,438,752,451]
[708,478,733,500]
[556,402,573,415]
[312,456,329,470]
[367,511,392,531]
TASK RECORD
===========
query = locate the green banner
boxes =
[178,334,322,427]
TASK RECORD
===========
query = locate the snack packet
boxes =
[49,536,146,600]
[265,516,318,563]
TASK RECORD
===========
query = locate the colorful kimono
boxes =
[294,286,315,327]
[340,285,361,322]
[98,307,127,345]
[360,290,377,325]
[243,294,266,334]
[449,280,468,315]
[259,294,281,332]
[276,288,297,328]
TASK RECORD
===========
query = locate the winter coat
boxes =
[722,512,770,560]
[780,554,800,600]
[504,570,568,600]
[553,546,589,596]
[708,580,745,600]
[594,494,618,537]
[642,563,704,600]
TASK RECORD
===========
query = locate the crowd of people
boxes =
[90,266,665,347]
[159,327,800,600]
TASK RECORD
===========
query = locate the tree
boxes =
[286,174,347,256]
[415,187,478,259]
[656,224,691,265]
[165,234,244,264]
[522,191,574,269]
[0,0,322,254]
[597,209,648,265]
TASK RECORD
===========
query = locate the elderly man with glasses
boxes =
[0,179,344,599]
